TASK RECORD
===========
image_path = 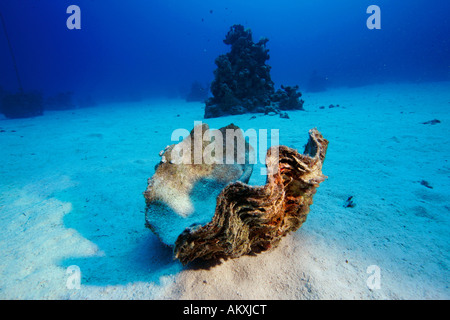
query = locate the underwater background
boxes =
[0,0,449,300]
[0,0,449,102]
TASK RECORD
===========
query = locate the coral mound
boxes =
[186,81,209,102]
[1,91,43,119]
[205,24,304,118]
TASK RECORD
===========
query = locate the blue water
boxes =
[0,0,449,103]
[0,0,449,299]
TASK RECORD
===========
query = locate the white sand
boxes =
[0,82,449,299]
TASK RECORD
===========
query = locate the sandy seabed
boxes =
[0,82,449,299]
